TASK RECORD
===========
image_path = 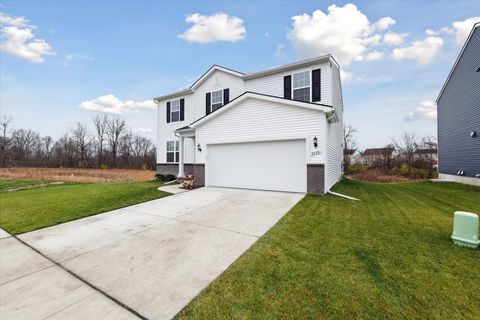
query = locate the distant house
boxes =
[414,148,438,168]
[361,147,395,167]
[436,22,480,185]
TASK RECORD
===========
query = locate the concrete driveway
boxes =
[1,187,303,320]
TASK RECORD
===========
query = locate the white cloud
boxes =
[375,17,396,30]
[365,50,384,61]
[391,35,443,64]
[383,32,408,45]
[340,70,354,83]
[80,95,156,114]
[132,127,152,133]
[405,100,437,121]
[274,43,287,59]
[0,11,55,63]
[451,17,480,46]
[288,4,395,66]
[63,53,93,66]
[178,13,246,43]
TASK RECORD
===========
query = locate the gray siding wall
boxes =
[437,27,480,178]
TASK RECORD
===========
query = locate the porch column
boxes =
[178,136,185,178]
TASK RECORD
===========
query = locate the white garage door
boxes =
[206,139,306,193]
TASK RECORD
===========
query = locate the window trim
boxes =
[209,89,224,112]
[169,99,181,123]
[291,70,312,102]
[166,140,180,163]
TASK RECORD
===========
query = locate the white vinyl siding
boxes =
[245,62,331,105]
[156,69,244,164]
[196,97,325,164]
[324,64,344,192]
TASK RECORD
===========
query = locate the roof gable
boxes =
[436,22,480,103]
[190,65,244,90]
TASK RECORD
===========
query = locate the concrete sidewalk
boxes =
[0,231,139,320]
[3,187,303,320]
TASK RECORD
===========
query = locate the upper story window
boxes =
[292,71,310,102]
[170,100,180,122]
[166,98,184,123]
[211,89,223,112]
[166,140,179,163]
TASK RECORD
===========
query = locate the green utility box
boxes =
[451,211,480,249]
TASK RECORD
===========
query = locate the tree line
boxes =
[0,115,156,170]
[344,125,438,179]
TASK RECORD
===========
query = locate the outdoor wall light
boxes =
[457,170,465,176]
[470,130,477,137]
[313,136,318,148]
[197,144,202,152]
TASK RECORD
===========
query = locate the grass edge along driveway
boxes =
[0,179,169,235]
[175,179,480,320]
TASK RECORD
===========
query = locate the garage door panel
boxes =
[207,140,306,193]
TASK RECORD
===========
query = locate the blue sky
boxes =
[1,1,479,149]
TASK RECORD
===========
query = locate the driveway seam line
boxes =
[40,292,96,320]
[0,264,55,286]
[11,234,148,320]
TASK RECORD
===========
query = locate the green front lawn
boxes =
[176,179,480,320]
[0,179,169,235]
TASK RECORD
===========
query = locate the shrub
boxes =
[165,174,176,181]
[154,173,165,181]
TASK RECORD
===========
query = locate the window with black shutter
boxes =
[206,92,211,115]
[166,101,171,123]
[223,88,229,105]
[284,75,292,99]
[180,98,185,121]
[312,69,321,102]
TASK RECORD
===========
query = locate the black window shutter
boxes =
[166,101,171,123]
[223,88,229,105]
[206,92,211,115]
[284,75,292,99]
[312,69,321,102]
[180,98,185,121]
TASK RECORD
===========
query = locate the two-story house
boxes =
[154,55,344,195]
[436,22,480,186]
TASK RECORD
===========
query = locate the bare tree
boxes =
[0,115,12,166]
[92,114,108,167]
[106,116,126,168]
[71,122,91,167]
[392,132,418,173]
[343,124,357,173]
[379,144,395,171]
[11,129,40,156]
[419,136,438,178]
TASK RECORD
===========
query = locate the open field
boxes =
[176,179,480,320]
[0,179,168,234]
[0,167,156,183]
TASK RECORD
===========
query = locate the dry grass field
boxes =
[0,167,156,183]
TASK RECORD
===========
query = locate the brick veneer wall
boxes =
[307,164,325,195]
[156,163,205,187]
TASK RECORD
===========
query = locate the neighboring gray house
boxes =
[436,22,480,186]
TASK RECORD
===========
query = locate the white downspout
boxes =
[177,136,185,178]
